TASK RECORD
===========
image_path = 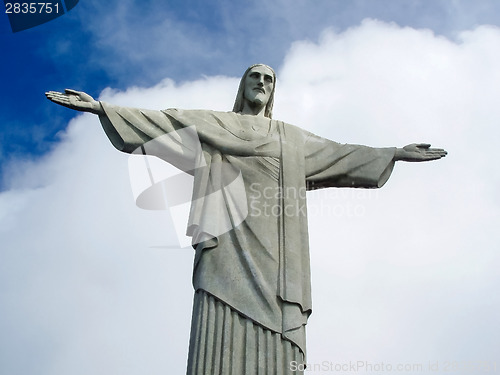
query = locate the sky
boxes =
[1,1,500,374]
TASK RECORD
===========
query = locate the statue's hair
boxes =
[232,64,276,119]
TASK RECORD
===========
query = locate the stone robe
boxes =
[98,104,396,360]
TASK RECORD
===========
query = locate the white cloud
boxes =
[1,20,500,374]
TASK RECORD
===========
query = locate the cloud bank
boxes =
[1,20,499,374]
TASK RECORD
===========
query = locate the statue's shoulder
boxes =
[278,121,315,143]
[160,108,235,120]
[160,108,216,115]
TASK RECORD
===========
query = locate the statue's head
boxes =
[232,64,276,118]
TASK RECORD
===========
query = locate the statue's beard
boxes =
[248,93,267,107]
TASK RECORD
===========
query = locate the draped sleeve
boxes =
[98,103,188,153]
[303,132,396,189]
[98,103,281,157]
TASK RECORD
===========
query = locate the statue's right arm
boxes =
[45,89,104,115]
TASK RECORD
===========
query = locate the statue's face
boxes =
[243,65,274,107]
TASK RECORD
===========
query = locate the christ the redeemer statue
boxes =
[46,64,446,375]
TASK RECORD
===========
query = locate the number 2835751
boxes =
[5,2,61,14]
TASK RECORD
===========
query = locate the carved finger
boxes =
[429,149,447,155]
[65,88,82,95]
[46,91,66,98]
[46,93,69,104]
[45,91,62,100]
[55,95,71,103]
[416,143,431,149]
[427,151,447,157]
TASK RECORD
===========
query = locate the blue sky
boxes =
[1,1,500,374]
[2,0,500,163]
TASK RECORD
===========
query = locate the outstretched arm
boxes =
[45,89,104,115]
[394,143,447,162]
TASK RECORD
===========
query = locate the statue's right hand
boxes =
[45,89,103,115]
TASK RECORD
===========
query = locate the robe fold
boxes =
[98,103,396,369]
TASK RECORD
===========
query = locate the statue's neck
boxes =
[240,100,267,117]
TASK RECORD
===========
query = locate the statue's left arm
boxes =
[303,132,446,189]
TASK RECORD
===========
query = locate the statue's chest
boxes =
[236,116,275,139]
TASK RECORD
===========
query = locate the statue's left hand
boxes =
[395,143,447,162]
